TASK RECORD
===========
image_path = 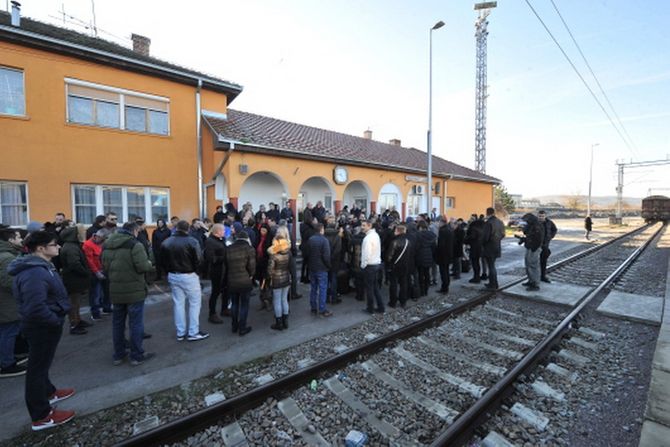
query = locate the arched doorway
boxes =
[297,176,335,215]
[239,171,288,211]
[343,180,372,215]
[378,182,402,217]
[214,173,229,205]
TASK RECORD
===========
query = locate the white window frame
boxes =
[0,66,26,117]
[64,78,170,136]
[71,184,170,225]
[0,180,30,226]
[445,196,456,209]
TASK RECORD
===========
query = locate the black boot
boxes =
[271,318,283,330]
[282,314,288,329]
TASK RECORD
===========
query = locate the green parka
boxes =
[0,240,21,323]
[102,230,154,304]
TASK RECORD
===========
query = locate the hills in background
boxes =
[531,195,643,208]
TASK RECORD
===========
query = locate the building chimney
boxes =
[389,138,401,147]
[131,34,151,57]
[363,129,372,140]
[10,1,21,27]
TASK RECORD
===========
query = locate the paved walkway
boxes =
[639,249,670,446]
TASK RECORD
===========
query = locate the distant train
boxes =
[641,195,670,222]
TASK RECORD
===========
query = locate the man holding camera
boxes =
[517,213,545,291]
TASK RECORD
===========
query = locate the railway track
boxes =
[115,222,663,447]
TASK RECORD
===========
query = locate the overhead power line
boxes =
[524,0,637,157]
[548,0,639,156]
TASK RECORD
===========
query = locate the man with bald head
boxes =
[204,224,227,324]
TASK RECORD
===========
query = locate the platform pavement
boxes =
[0,236,585,441]
[639,253,670,446]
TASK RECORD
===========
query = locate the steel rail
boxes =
[115,223,651,447]
[430,222,665,447]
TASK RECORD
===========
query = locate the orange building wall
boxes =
[204,147,494,219]
[0,41,229,223]
[445,179,494,219]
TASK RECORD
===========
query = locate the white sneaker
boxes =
[187,331,210,341]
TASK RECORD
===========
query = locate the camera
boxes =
[514,234,526,245]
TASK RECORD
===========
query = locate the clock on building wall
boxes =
[333,166,348,184]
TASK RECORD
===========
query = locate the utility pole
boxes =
[615,157,670,221]
[474,2,496,174]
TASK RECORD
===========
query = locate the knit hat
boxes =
[232,222,244,234]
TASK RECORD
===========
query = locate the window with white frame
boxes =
[65,79,169,135]
[0,67,25,116]
[72,185,169,224]
[445,196,456,209]
[0,181,28,226]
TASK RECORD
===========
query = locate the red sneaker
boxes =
[31,408,75,431]
[49,388,75,405]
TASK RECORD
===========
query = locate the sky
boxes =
[10,0,670,199]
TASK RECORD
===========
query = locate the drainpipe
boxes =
[196,79,204,219]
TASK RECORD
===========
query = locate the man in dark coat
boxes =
[9,231,76,430]
[0,226,25,377]
[213,206,226,224]
[223,230,256,336]
[482,207,506,290]
[299,218,316,283]
[414,221,436,297]
[519,213,545,291]
[324,223,342,304]
[465,217,484,283]
[59,226,90,335]
[584,215,593,240]
[348,225,365,301]
[204,224,227,324]
[451,219,465,279]
[303,223,332,317]
[385,225,411,307]
[85,215,106,240]
[538,210,558,283]
[102,222,155,365]
[436,217,454,294]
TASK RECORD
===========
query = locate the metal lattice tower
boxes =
[474,2,496,173]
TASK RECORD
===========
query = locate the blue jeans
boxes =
[364,264,384,312]
[272,286,289,318]
[310,271,328,313]
[168,272,202,337]
[327,269,338,302]
[112,301,145,362]
[230,290,251,330]
[88,276,103,318]
[0,321,20,368]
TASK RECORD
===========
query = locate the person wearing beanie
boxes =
[26,221,43,234]
[223,230,256,336]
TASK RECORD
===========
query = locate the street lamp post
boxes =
[588,143,599,216]
[427,20,445,216]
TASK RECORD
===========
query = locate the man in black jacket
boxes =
[538,210,558,283]
[161,221,209,341]
[223,231,256,336]
[436,217,454,294]
[303,223,332,317]
[482,208,505,290]
[204,224,227,324]
[519,213,545,291]
[386,225,411,307]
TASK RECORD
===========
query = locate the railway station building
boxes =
[0,10,499,230]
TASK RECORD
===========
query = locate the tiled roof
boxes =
[0,11,242,99]
[204,110,500,184]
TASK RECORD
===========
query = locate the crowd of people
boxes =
[0,199,561,431]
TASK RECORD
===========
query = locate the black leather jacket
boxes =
[160,232,202,274]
